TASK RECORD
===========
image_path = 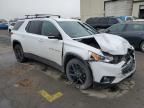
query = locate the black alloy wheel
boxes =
[14,44,26,62]
[66,59,93,90]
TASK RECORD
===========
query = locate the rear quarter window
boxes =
[13,21,24,30]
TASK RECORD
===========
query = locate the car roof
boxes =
[88,16,119,19]
[86,16,120,22]
[53,18,79,22]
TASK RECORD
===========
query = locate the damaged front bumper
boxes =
[89,54,136,85]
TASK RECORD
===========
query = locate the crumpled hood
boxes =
[94,33,132,55]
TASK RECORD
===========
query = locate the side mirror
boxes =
[48,33,62,40]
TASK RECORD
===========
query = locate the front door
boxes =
[38,21,63,65]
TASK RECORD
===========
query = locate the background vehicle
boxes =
[8,22,16,33]
[117,16,134,22]
[85,17,122,30]
[104,21,144,52]
[0,22,8,30]
[11,14,136,90]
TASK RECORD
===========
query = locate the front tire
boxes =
[13,44,26,63]
[66,59,93,90]
[140,41,144,52]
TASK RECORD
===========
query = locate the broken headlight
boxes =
[89,52,113,63]
[103,54,114,63]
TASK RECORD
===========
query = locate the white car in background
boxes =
[8,22,16,33]
[11,14,136,89]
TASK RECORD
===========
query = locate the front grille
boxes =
[122,49,134,64]
[111,55,123,64]
[122,49,135,74]
[122,59,135,74]
[103,49,135,64]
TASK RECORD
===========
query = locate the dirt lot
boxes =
[0,30,144,108]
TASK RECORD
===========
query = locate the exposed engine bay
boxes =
[77,37,101,49]
[75,36,134,64]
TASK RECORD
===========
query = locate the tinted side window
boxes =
[108,24,125,32]
[13,21,24,30]
[26,21,43,35]
[109,18,119,25]
[125,24,144,31]
[41,21,60,36]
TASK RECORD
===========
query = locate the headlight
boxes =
[89,52,113,63]
[90,52,104,61]
[103,54,114,63]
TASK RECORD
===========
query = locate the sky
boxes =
[0,0,80,20]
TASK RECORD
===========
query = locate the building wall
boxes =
[81,0,144,22]
[132,1,144,18]
[80,0,105,21]
[105,0,133,17]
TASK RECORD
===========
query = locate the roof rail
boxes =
[25,14,61,19]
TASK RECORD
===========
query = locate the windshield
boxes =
[58,21,97,38]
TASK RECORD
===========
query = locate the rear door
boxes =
[24,20,43,55]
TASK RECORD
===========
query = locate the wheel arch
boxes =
[12,40,22,49]
[63,53,92,74]
[63,53,94,87]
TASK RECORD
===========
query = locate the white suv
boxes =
[11,15,136,89]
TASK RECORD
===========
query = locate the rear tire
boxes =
[66,59,93,90]
[13,44,26,63]
[140,41,144,52]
